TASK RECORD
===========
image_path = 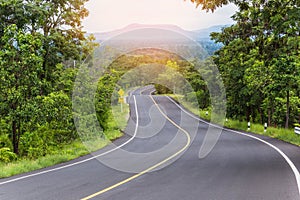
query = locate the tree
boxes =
[30,0,89,94]
[0,25,43,154]
[157,60,183,94]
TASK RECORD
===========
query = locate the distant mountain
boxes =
[90,23,230,42]
[192,25,229,40]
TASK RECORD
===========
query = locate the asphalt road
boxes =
[1,86,300,200]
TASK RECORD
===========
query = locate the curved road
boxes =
[1,86,300,200]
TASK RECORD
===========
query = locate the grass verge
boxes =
[0,139,108,178]
[166,93,300,147]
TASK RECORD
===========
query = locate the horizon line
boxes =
[84,22,233,34]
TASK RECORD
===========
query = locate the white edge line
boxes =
[166,96,300,198]
[0,95,140,186]
[149,89,156,95]
[139,86,154,95]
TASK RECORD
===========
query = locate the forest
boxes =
[0,0,299,171]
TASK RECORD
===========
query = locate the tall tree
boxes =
[0,25,43,154]
[31,0,89,94]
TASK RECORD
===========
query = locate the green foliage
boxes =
[211,0,300,128]
[95,73,119,130]
[53,64,78,95]
[0,0,94,159]
[19,125,75,159]
[0,147,17,163]
[39,92,74,133]
[20,131,50,159]
[0,24,44,154]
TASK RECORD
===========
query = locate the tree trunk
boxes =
[12,120,19,155]
[285,90,290,129]
[246,107,250,122]
[258,106,263,124]
[271,102,275,126]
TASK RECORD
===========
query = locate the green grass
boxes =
[111,103,130,132]
[165,93,300,147]
[0,139,109,178]
[0,102,130,178]
[223,119,300,146]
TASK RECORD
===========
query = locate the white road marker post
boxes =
[295,127,300,135]
[247,121,251,131]
[264,123,267,133]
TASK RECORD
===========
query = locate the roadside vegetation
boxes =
[0,0,127,177]
[169,94,300,147]
[155,0,300,138]
[0,139,108,178]
[167,0,299,139]
[0,104,127,178]
[210,0,300,130]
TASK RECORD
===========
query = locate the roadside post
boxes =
[264,123,267,133]
[295,127,300,135]
[247,122,250,131]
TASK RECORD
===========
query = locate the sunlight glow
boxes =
[83,0,238,32]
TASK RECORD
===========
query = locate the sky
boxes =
[82,0,238,33]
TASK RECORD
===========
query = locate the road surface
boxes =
[1,86,300,200]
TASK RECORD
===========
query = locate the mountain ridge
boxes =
[89,23,231,41]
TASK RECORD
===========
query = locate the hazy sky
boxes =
[83,0,238,33]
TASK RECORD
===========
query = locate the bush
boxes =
[0,147,17,163]
[0,134,12,149]
[19,130,50,158]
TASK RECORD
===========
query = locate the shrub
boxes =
[0,147,17,163]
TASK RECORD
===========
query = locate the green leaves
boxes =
[0,0,92,156]
[0,147,17,163]
[0,24,44,154]
[212,0,300,127]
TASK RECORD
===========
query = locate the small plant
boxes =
[0,147,17,163]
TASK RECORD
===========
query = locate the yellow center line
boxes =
[81,95,191,200]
